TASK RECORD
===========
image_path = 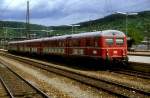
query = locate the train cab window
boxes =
[106,38,113,45]
[116,38,124,45]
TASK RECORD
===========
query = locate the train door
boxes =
[39,41,43,55]
[66,37,71,55]
[36,41,42,55]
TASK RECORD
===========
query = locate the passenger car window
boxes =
[116,38,124,45]
[73,39,80,47]
[106,38,113,45]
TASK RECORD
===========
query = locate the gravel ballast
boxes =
[0,56,117,98]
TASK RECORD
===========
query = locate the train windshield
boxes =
[105,38,113,45]
[116,38,124,45]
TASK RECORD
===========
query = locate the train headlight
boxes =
[113,50,117,54]
[93,50,97,54]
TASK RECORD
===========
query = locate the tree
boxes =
[127,23,144,44]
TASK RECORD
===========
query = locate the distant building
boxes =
[134,37,150,50]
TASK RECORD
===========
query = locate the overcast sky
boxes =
[0,0,150,26]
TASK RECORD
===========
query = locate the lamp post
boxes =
[116,12,138,36]
[71,24,80,33]
[65,24,80,34]
[66,24,80,34]
[2,27,8,50]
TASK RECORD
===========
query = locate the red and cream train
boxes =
[8,30,128,64]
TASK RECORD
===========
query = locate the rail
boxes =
[0,53,149,97]
[0,61,50,98]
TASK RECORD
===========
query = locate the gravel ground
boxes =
[0,56,117,98]
[71,69,150,92]
[0,76,9,98]
[93,71,150,92]
[30,57,150,93]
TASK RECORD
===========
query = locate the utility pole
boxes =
[2,27,8,49]
[71,24,80,34]
[116,12,138,36]
[72,25,74,34]
[26,0,30,39]
[125,14,128,35]
[89,19,92,32]
[4,28,8,49]
[148,37,150,50]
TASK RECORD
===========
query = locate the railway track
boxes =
[111,68,150,80]
[0,62,50,98]
[0,77,11,98]
[0,53,150,98]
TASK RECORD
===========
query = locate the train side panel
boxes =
[8,30,128,65]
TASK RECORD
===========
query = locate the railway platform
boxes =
[128,51,150,56]
[128,55,150,73]
[128,55,150,64]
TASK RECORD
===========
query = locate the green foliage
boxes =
[0,21,48,39]
[127,23,144,44]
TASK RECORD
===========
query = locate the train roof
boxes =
[9,30,125,44]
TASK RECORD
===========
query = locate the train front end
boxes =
[101,30,128,65]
